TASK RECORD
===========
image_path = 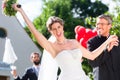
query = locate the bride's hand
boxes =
[12,3,22,12]
[107,41,119,51]
[107,35,119,46]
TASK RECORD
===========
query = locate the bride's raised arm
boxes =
[12,4,55,57]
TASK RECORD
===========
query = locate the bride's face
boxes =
[50,22,64,39]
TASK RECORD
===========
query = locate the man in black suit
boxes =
[11,52,41,80]
[87,14,120,80]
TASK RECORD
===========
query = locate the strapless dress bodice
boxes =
[55,48,90,80]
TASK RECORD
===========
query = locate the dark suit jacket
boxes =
[15,67,38,80]
[87,36,120,80]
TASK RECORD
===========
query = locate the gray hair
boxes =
[97,14,112,24]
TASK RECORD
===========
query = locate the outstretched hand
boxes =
[10,65,18,78]
[10,69,17,78]
[12,3,22,12]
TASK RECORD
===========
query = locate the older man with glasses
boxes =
[87,14,120,80]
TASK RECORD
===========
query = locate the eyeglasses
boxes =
[96,23,110,26]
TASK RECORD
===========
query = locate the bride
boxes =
[13,4,118,80]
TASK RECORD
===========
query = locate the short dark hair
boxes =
[30,52,40,58]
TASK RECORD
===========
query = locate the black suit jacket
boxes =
[87,35,120,80]
[15,67,38,80]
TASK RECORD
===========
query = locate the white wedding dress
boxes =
[55,48,90,80]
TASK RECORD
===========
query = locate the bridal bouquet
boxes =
[2,0,18,16]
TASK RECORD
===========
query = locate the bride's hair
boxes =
[46,16,64,30]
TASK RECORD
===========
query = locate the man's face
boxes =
[96,18,111,37]
[31,54,40,65]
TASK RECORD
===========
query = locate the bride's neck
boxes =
[56,37,67,45]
